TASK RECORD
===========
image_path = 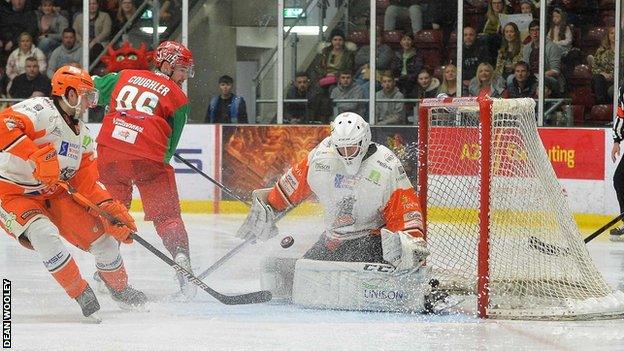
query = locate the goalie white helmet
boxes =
[330,112,371,175]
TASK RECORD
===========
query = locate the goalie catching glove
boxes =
[95,200,137,244]
[381,228,429,272]
[236,188,279,243]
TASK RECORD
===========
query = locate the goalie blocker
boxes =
[261,257,432,312]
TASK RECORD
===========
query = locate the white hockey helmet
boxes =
[330,112,372,175]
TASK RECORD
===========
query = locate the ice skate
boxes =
[75,285,101,323]
[96,272,148,310]
[174,251,197,301]
[610,226,624,242]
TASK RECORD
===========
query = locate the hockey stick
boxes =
[196,208,290,280]
[58,181,272,305]
[528,212,624,257]
[173,153,251,206]
[174,153,294,279]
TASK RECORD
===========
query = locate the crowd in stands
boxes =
[273,0,620,126]
[0,0,618,126]
[0,0,182,102]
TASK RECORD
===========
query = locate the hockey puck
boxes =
[280,236,294,249]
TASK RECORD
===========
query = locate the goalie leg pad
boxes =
[292,259,431,312]
[260,256,298,300]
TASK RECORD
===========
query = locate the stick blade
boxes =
[219,290,273,305]
[528,236,570,257]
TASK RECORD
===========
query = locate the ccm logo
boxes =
[363,264,395,273]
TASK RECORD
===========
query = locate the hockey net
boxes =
[418,97,624,320]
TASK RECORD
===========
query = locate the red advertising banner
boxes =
[538,128,604,180]
[427,127,604,180]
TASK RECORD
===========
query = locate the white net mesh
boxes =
[420,97,624,319]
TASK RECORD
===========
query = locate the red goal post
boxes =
[417,97,624,320]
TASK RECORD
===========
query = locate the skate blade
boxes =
[84,312,102,324]
[609,235,624,242]
[116,301,150,312]
[166,289,196,302]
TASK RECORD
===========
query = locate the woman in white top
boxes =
[5,32,47,81]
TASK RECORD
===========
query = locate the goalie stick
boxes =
[529,212,624,257]
[58,181,272,305]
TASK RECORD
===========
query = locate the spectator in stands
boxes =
[504,61,537,98]
[47,28,82,78]
[409,68,440,99]
[438,64,458,97]
[375,72,406,125]
[390,33,424,96]
[73,0,112,61]
[494,22,523,81]
[8,56,51,98]
[205,75,248,124]
[330,70,366,117]
[547,7,573,56]
[481,0,507,61]
[522,20,563,97]
[310,29,355,90]
[160,0,182,25]
[354,32,393,96]
[0,0,39,65]
[113,0,137,36]
[37,0,69,56]
[462,26,491,91]
[468,62,505,98]
[384,1,423,34]
[5,32,46,82]
[589,26,616,104]
[284,72,313,124]
[549,0,590,27]
[519,0,537,18]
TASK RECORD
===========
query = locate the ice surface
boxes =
[2,213,624,351]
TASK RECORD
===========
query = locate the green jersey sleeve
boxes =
[164,103,190,163]
[93,72,120,106]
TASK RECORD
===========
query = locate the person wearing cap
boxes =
[310,28,355,89]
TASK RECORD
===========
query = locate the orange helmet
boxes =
[153,41,194,78]
[51,65,99,108]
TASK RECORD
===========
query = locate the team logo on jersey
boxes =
[20,209,43,220]
[332,195,356,228]
[314,163,330,172]
[0,208,17,234]
[375,160,392,171]
[112,125,139,144]
[367,170,381,185]
[4,117,24,130]
[60,167,76,180]
[334,174,359,189]
[58,141,80,160]
[33,104,43,111]
[279,170,299,196]
[82,135,93,149]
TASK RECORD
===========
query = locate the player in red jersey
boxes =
[93,40,196,299]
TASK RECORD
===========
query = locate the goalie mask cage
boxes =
[417,97,624,320]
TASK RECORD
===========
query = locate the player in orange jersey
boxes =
[0,65,146,322]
